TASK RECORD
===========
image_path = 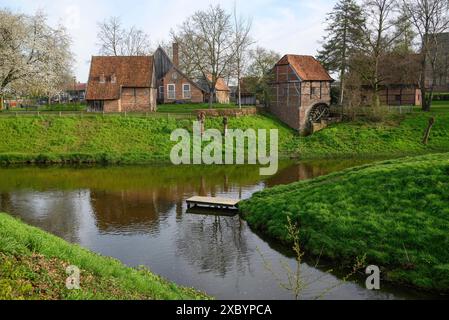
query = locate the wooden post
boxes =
[422,117,435,145]
[197,112,206,136]
[223,117,228,136]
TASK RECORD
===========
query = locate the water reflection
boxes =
[0,159,434,300]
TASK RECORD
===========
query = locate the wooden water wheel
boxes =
[308,104,330,124]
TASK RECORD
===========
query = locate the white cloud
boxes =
[1,0,335,82]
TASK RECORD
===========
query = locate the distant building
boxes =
[201,74,231,104]
[268,54,334,134]
[232,77,257,105]
[86,56,157,112]
[66,82,87,102]
[362,53,422,106]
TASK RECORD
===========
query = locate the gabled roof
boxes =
[86,56,154,100]
[203,74,230,92]
[277,55,333,81]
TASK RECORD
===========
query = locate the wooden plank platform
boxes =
[186,207,238,217]
[186,196,240,210]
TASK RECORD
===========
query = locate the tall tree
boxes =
[97,17,151,56]
[0,9,73,108]
[172,5,248,108]
[402,0,449,111]
[317,0,366,105]
[391,8,417,54]
[247,47,281,106]
[232,5,253,109]
[361,0,398,108]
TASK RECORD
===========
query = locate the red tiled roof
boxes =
[86,56,154,100]
[277,55,333,81]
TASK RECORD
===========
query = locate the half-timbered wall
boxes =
[269,64,332,133]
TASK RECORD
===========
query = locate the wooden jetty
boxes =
[186,196,240,210]
[186,207,238,217]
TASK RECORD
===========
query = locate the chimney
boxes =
[172,42,179,67]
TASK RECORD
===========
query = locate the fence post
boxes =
[422,117,435,145]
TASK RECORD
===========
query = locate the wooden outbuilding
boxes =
[86,56,157,112]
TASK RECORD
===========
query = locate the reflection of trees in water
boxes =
[176,214,252,277]
[265,163,332,187]
[0,191,82,243]
[90,188,177,234]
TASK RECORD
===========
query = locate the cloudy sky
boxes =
[1,0,336,82]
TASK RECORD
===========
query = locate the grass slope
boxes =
[0,114,294,164]
[0,213,209,300]
[240,153,449,292]
[0,106,449,164]
[295,106,449,158]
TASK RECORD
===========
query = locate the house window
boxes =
[159,86,164,100]
[172,72,178,80]
[183,84,191,99]
[100,74,106,84]
[311,87,318,96]
[111,74,117,84]
[167,84,176,100]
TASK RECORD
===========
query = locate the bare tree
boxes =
[97,17,151,56]
[97,17,123,56]
[361,0,399,108]
[0,9,73,108]
[232,5,253,109]
[172,5,248,108]
[157,40,199,79]
[402,0,449,111]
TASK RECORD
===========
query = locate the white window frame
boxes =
[182,83,191,99]
[167,84,176,100]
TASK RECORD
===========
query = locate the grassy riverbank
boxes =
[0,106,448,164]
[0,213,209,300]
[240,153,449,292]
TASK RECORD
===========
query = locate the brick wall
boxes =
[269,64,332,133]
[121,88,155,112]
[104,100,120,112]
[196,107,257,117]
[215,90,230,104]
[160,68,204,103]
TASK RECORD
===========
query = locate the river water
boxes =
[0,159,435,300]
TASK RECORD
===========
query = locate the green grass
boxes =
[0,104,448,165]
[1,103,87,112]
[0,114,293,165]
[294,106,449,158]
[157,103,252,113]
[0,213,209,300]
[240,153,449,292]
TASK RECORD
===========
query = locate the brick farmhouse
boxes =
[86,56,157,112]
[268,54,334,134]
[154,44,205,104]
[154,43,230,105]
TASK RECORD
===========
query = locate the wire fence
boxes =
[330,105,416,119]
[0,111,196,119]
